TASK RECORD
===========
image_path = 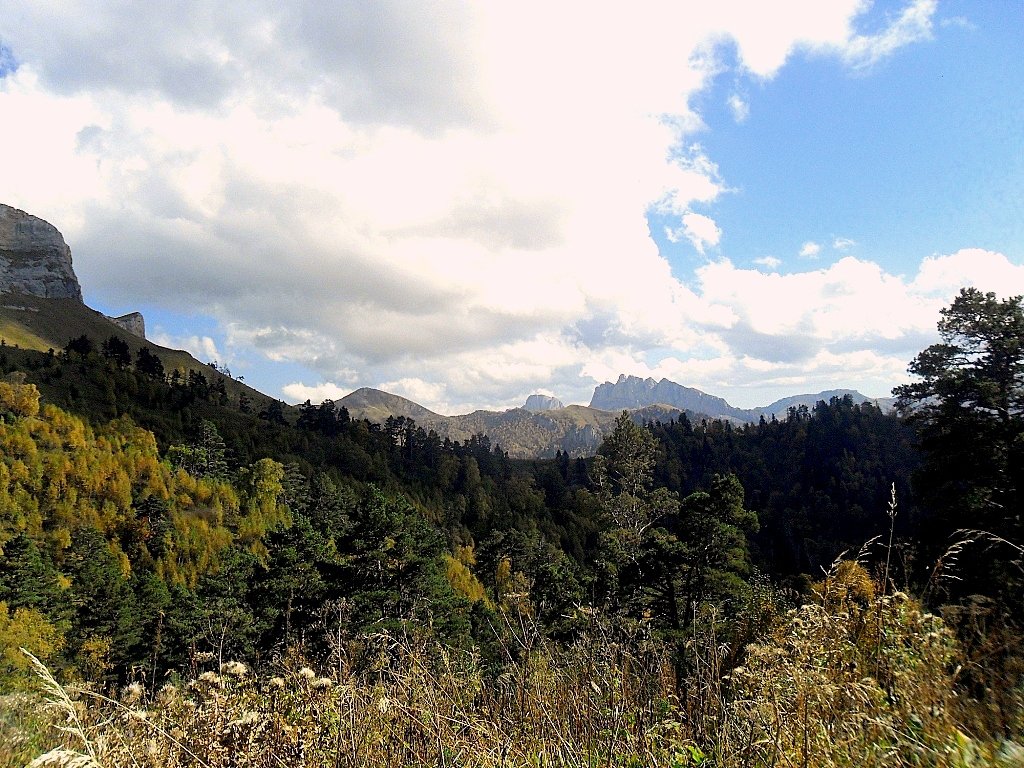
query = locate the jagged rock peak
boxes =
[109,312,146,339]
[524,394,564,412]
[0,204,83,301]
[590,374,749,420]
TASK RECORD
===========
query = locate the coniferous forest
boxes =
[2,287,1023,766]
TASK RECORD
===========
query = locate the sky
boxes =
[1,0,1021,414]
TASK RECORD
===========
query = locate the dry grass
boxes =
[9,567,1024,768]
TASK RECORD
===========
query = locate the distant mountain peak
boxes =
[338,387,440,422]
[524,394,564,412]
[591,374,747,420]
[590,374,892,423]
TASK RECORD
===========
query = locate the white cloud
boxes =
[911,249,1024,298]
[799,241,822,258]
[0,1,947,413]
[281,381,353,404]
[671,251,1024,406]
[150,332,222,364]
[940,16,975,31]
[678,212,722,254]
[836,0,936,70]
[833,237,856,251]
[754,256,782,269]
[378,378,450,410]
[727,93,750,123]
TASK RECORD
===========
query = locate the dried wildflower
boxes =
[228,710,263,727]
[312,676,334,690]
[197,671,222,686]
[121,681,145,703]
[220,660,248,677]
[194,651,216,663]
[145,738,162,760]
[298,666,316,680]
[157,683,178,704]
[25,748,100,768]
[268,676,286,689]
[377,696,390,714]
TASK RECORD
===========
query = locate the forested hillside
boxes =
[2,289,1023,766]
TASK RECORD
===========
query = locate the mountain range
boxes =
[336,379,894,459]
[1,202,895,459]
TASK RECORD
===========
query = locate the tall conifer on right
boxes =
[895,288,1024,598]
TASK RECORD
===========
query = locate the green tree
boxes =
[135,347,165,379]
[591,413,679,616]
[64,526,139,678]
[167,420,230,480]
[894,288,1024,582]
[592,412,676,534]
[0,534,66,619]
[675,473,759,620]
[64,334,94,357]
[101,336,132,368]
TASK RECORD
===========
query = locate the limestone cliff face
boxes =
[109,312,146,339]
[524,394,564,412]
[0,204,84,301]
[589,374,750,421]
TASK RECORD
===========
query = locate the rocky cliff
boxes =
[524,394,564,412]
[590,374,749,420]
[0,204,83,301]
[108,312,146,339]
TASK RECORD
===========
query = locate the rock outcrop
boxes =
[108,312,146,339]
[590,374,748,420]
[524,394,564,412]
[0,204,83,301]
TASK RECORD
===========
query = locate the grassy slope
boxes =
[0,293,275,410]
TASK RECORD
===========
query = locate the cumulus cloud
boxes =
[672,251,1024,406]
[672,212,722,254]
[150,332,222,365]
[0,1,950,413]
[727,93,750,123]
[837,0,936,70]
[799,241,822,258]
[281,381,352,404]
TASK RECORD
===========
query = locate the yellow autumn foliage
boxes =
[0,382,243,584]
[0,602,64,679]
[0,380,40,419]
[444,553,490,606]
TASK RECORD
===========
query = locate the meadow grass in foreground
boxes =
[7,564,1024,768]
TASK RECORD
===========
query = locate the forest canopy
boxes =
[1,289,1023,766]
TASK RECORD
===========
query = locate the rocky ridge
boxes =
[0,204,83,301]
[0,203,146,338]
[524,394,564,412]
[108,312,147,339]
[591,374,749,421]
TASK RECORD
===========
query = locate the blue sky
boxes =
[1,1,1022,412]
[656,0,1023,276]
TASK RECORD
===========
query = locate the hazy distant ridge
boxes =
[590,375,750,420]
[338,377,893,459]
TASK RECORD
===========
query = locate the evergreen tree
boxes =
[64,526,139,678]
[895,288,1024,600]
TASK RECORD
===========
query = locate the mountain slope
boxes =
[339,387,442,423]
[0,292,275,411]
[756,389,896,420]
